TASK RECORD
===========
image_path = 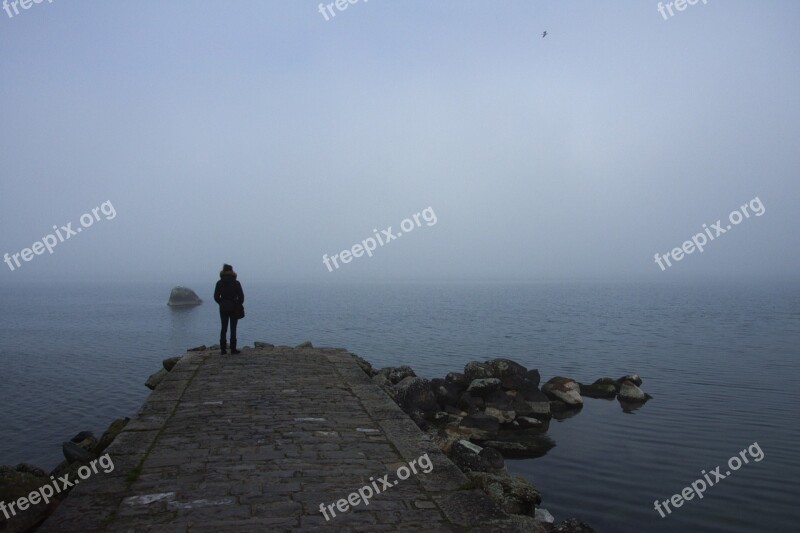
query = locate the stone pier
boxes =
[40,344,523,532]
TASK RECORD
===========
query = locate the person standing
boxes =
[214,264,244,355]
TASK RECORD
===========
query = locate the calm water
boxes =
[0,281,798,532]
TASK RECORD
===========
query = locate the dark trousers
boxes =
[220,310,238,344]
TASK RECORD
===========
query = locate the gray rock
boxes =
[431,378,462,408]
[517,379,543,401]
[62,441,92,464]
[445,372,468,388]
[485,358,529,390]
[542,377,583,406]
[579,378,618,399]
[295,341,313,349]
[167,286,202,306]
[448,439,505,473]
[464,361,493,382]
[484,407,516,424]
[449,439,485,472]
[459,414,500,438]
[62,431,97,463]
[388,365,417,384]
[477,433,556,459]
[14,463,48,478]
[350,354,375,376]
[526,369,541,388]
[457,392,484,413]
[372,371,392,389]
[478,447,505,470]
[511,416,543,429]
[617,374,642,387]
[617,380,650,403]
[393,377,438,413]
[432,411,462,427]
[465,471,541,516]
[535,507,555,524]
[94,417,130,455]
[254,341,274,349]
[145,368,169,390]
[467,378,503,396]
[459,439,483,454]
[484,389,515,411]
[508,396,536,416]
[523,389,552,417]
[162,356,181,371]
[187,345,206,351]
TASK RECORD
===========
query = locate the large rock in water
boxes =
[617,380,650,403]
[542,377,583,406]
[167,286,202,306]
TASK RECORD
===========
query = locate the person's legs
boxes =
[219,310,229,354]
[230,317,240,354]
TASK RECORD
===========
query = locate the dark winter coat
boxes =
[214,270,244,314]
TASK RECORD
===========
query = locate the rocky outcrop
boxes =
[167,286,202,306]
[373,358,565,459]
[360,355,646,532]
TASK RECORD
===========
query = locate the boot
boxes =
[220,339,227,355]
[230,338,240,354]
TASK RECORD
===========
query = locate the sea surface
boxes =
[0,281,797,532]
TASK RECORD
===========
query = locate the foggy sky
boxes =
[1,0,798,284]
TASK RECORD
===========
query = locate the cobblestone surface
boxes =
[40,345,518,532]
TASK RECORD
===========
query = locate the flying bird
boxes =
[542,31,547,38]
